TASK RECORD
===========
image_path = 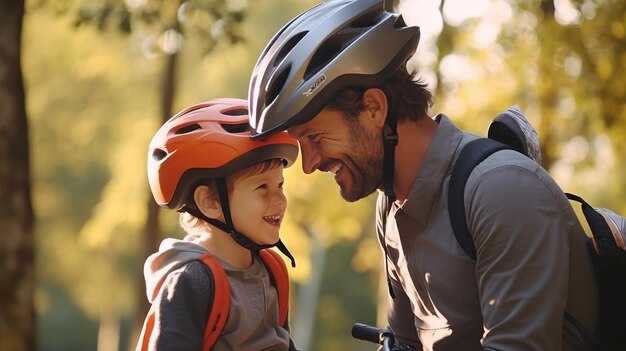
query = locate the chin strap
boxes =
[181,178,296,268]
[381,96,399,299]
[382,98,398,199]
[273,240,296,268]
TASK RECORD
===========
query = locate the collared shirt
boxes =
[377,115,597,350]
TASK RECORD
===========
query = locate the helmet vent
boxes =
[221,123,251,133]
[175,124,202,135]
[266,64,291,106]
[223,108,248,116]
[273,31,307,68]
[348,9,383,29]
[304,27,360,80]
[152,149,168,161]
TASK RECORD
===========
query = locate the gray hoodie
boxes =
[142,236,293,350]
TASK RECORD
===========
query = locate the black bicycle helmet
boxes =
[248,0,420,139]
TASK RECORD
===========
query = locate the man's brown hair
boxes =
[326,66,433,123]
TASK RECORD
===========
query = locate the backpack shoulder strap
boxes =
[259,249,290,326]
[136,305,156,351]
[565,192,625,256]
[198,253,231,350]
[448,138,513,260]
[136,253,230,351]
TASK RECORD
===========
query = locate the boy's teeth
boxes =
[264,215,280,223]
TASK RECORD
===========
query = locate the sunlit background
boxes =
[12,0,626,349]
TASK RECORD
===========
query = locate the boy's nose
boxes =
[273,191,287,209]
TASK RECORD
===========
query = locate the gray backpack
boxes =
[448,106,626,351]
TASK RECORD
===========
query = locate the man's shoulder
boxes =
[464,147,565,209]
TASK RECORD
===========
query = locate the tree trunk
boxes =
[536,0,558,170]
[97,309,121,351]
[0,0,36,350]
[129,50,178,349]
[292,224,327,350]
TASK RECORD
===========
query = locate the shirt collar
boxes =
[398,114,464,225]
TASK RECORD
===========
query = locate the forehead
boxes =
[228,159,283,184]
[233,166,283,187]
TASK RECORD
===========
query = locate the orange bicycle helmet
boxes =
[147,98,298,211]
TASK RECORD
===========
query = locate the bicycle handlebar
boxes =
[351,323,385,343]
[351,323,396,351]
[351,323,414,351]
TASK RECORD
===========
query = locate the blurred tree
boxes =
[429,0,624,168]
[25,12,163,349]
[76,1,246,349]
[33,0,249,349]
[436,0,625,202]
[0,0,36,350]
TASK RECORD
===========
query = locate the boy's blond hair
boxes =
[180,159,285,234]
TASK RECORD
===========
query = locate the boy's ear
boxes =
[193,185,222,219]
[362,88,388,128]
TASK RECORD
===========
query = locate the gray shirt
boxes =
[377,115,597,350]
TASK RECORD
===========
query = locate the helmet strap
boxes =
[382,96,398,199]
[180,178,296,267]
[274,239,296,268]
[381,95,399,299]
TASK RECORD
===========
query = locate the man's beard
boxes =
[339,123,384,202]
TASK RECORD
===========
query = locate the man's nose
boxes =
[300,143,321,174]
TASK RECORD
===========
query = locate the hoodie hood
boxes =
[144,237,210,303]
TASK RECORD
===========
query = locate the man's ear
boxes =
[362,88,388,128]
[193,185,222,219]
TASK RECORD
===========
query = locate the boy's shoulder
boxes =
[160,259,217,293]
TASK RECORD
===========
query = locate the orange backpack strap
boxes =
[137,305,156,351]
[259,249,290,326]
[198,253,231,351]
[136,253,230,351]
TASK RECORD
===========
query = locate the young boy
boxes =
[137,98,300,350]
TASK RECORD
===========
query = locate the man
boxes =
[248,0,598,349]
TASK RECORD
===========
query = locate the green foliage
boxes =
[25,5,161,341]
[71,0,248,50]
[430,0,626,203]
